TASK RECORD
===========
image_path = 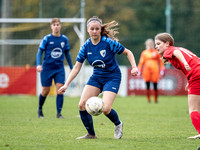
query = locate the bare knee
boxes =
[41,87,50,97]
[103,106,112,115]
[78,101,86,111]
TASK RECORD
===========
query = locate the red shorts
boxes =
[188,78,200,95]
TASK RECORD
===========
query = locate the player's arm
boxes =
[122,48,138,76]
[64,50,73,70]
[137,52,145,76]
[58,61,82,94]
[173,50,191,71]
[36,48,44,72]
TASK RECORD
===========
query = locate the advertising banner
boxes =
[127,68,188,96]
[0,66,36,95]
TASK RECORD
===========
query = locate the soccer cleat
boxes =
[187,134,200,139]
[76,134,97,139]
[114,122,123,139]
[56,114,64,119]
[38,109,44,118]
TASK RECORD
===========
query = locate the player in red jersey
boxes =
[155,32,200,139]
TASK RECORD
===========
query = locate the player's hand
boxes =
[185,83,189,91]
[184,63,191,71]
[160,70,165,76]
[58,85,67,94]
[131,67,138,76]
[36,65,43,72]
[161,56,168,64]
[137,70,141,77]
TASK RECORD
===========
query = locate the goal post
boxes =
[0,18,86,96]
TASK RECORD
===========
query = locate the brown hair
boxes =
[154,33,174,46]
[50,18,61,25]
[87,16,119,41]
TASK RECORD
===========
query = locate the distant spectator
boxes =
[138,39,165,103]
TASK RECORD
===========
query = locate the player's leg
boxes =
[151,68,159,103]
[102,78,123,139]
[146,81,151,103]
[55,83,65,118]
[54,69,65,118]
[153,82,158,103]
[38,69,52,118]
[103,91,123,139]
[38,86,50,118]
[187,94,200,139]
[77,84,101,139]
[142,68,151,103]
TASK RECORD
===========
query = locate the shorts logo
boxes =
[50,42,54,44]
[100,50,106,57]
[112,87,117,90]
[51,48,62,59]
[61,42,65,48]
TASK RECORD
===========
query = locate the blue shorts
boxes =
[41,68,65,87]
[86,75,121,94]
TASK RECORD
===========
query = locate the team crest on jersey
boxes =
[100,50,106,57]
[61,42,65,48]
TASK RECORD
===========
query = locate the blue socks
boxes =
[56,94,64,114]
[105,109,121,126]
[38,94,46,110]
[79,110,95,135]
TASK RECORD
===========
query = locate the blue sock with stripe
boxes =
[105,109,121,126]
[38,94,46,110]
[56,94,63,114]
[79,110,95,135]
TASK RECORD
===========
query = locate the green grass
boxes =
[0,95,199,150]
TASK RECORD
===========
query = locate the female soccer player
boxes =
[138,39,165,103]
[58,16,138,139]
[155,32,200,139]
[36,18,73,119]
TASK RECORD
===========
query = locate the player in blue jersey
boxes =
[36,18,73,119]
[58,16,138,139]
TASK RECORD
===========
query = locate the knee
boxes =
[41,89,50,97]
[103,105,112,115]
[78,101,86,111]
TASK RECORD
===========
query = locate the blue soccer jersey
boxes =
[37,33,72,69]
[76,36,125,77]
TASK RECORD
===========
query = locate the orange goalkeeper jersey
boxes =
[138,49,165,82]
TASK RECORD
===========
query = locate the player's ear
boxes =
[166,41,170,46]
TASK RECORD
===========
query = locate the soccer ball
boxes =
[85,97,104,116]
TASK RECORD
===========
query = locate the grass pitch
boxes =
[0,95,199,150]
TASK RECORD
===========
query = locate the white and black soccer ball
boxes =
[85,96,104,116]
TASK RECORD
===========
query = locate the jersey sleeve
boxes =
[163,46,175,59]
[39,35,48,50]
[106,37,125,54]
[36,48,44,66]
[137,51,145,71]
[64,51,73,69]
[36,36,47,66]
[63,35,70,51]
[76,44,87,63]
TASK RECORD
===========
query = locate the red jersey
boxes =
[164,46,200,82]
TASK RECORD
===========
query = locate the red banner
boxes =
[127,68,188,95]
[0,66,36,95]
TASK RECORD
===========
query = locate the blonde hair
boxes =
[87,16,119,41]
[154,33,174,46]
[145,38,154,49]
[50,18,61,25]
